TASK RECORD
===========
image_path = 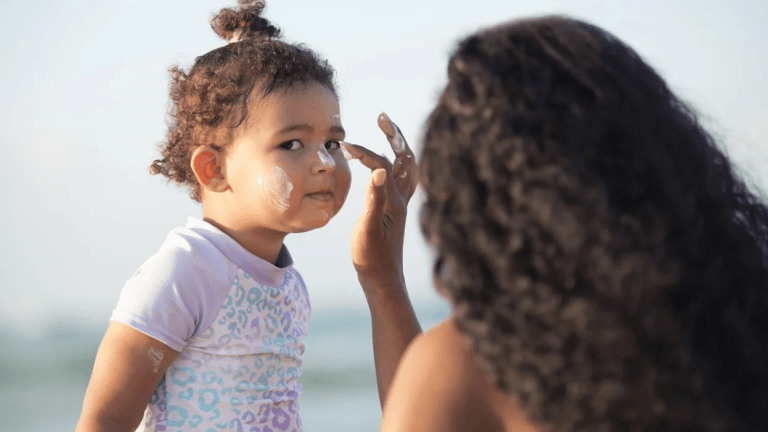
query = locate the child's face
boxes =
[223,81,351,233]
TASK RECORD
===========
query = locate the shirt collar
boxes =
[185,217,293,286]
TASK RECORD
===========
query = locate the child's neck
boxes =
[202,216,287,266]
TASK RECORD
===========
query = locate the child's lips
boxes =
[305,190,333,202]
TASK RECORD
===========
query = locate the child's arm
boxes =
[342,114,422,408]
[76,321,178,432]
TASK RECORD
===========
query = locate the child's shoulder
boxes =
[113,224,238,350]
[131,223,237,290]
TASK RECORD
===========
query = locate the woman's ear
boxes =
[191,146,230,194]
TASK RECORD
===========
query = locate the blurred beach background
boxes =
[1,0,766,431]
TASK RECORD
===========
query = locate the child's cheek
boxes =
[334,162,352,211]
[261,166,294,212]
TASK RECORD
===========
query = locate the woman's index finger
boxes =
[340,141,390,171]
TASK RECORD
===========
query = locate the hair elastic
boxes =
[228,29,244,44]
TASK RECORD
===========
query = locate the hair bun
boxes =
[211,0,281,43]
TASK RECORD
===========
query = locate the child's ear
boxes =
[191,146,229,193]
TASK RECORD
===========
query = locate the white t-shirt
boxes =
[111,217,311,432]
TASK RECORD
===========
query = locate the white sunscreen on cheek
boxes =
[317,145,336,167]
[262,166,294,212]
[147,346,164,373]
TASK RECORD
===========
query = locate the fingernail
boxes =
[340,141,356,160]
[373,168,386,186]
[378,112,395,136]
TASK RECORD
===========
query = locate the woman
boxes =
[352,16,768,432]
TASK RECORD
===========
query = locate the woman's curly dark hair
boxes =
[149,0,336,201]
[420,16,768,432]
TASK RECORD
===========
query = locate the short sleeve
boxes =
[110,231,236,352]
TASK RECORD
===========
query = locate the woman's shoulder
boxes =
[407,318,512,408]
[407,318,477,378]
[381,318,503,431]
[383,317,543,432]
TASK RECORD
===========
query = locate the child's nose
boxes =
[313,144,336,173]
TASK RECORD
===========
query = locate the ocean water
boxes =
[0,300,450,432]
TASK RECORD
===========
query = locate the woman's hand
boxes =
[342,113,422,408]
[343,112,419,293]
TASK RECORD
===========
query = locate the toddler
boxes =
[76,1,354,431]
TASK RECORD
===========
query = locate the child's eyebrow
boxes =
[276,124,346,137]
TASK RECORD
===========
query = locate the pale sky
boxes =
[1,0,766,335]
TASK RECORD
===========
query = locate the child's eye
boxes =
[325,141,340,150]
[280,140,303,150]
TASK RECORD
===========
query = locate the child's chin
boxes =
[289,218,331,233]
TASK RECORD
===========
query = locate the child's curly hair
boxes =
[150,0,336,201]
[420,16,768,431]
